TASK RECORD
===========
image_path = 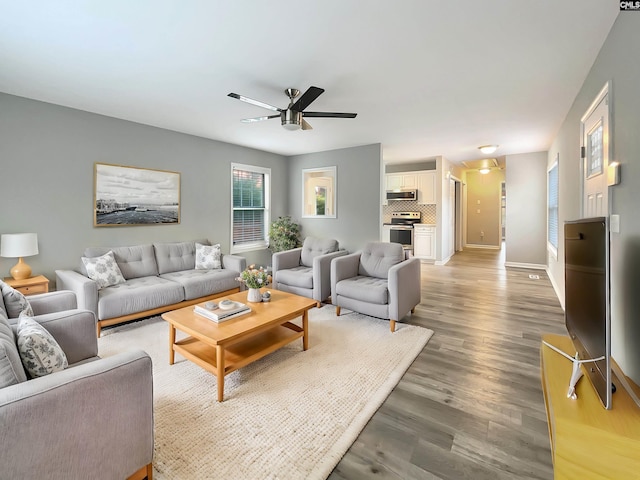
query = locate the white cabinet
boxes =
[385,173,417,191]
[416,171,436,205]
[414,225,436,260]
[382,225,391,243]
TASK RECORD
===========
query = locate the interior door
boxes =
[582,87,609,218]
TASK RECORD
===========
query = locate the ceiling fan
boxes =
[227,86,357,131]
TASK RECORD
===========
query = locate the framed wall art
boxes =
[94,163,180,227]
[302,166,336,218]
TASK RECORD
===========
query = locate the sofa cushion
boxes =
[16,315,68,378]
[358,242,404,279]
[195,243,222,270]
[336,276,389,305]
[154,240,199,275]
[0,314,27,387]
[160,269,240,301]
[81,251,127,290]
[84,244,158,280]
[300,237,339,268]
[0,280,34,318]
[275,266,313,289]
[96,276,184,320]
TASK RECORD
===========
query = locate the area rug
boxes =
[98,305,433,480]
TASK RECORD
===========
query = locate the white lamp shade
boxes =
[0,233,39,258]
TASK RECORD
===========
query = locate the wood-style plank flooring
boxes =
[328,247,566,480]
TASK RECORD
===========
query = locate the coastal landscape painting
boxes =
[94,163,180,226]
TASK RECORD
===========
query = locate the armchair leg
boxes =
[127,463,153,480]
[411,307,416,314]
[336,306,341,316]
[390,320,397,332]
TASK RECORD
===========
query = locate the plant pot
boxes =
[247,288,262,303]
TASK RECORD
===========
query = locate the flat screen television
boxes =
[564,216,612,409]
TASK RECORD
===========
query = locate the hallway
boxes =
[330,247,566,479]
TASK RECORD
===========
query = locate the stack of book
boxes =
[193,302,251,323]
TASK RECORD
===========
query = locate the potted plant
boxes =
[268,216,301,252]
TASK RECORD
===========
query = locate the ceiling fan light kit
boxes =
[228,86,357,131]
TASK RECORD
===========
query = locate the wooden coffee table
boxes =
[161,289,317,402]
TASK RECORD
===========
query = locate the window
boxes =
[548,158,559,256]
[231,163,270,253]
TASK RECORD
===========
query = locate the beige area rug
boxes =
[98,305,433,480]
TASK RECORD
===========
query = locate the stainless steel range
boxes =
[383,212,421,251]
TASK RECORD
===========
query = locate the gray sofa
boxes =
[56,240,246,336]
[0,288,153,479]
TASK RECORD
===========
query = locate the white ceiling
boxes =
[0,1,618,164]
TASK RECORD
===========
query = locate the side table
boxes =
[3,275,49,296]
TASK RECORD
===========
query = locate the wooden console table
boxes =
[540,334,640,479]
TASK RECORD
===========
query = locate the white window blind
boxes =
[548,161,559,252]
[231,164,270,252]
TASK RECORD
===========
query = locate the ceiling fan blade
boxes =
[240,115,280,123]
[291,86,324,112]
[301,118,313,130]
[228,93,282,112]
[302,111,357,118]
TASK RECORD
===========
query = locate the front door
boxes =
[581,85,610,218]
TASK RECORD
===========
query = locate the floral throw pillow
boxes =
[17,315,68,378]
[195,243,222,270]
[0,280,34,318]
[81,251,126,290]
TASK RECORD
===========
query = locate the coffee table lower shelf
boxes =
[172,322,304,401]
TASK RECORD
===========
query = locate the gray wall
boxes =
[505,152,548,267]
[287,144,382,253]
[547,14,640,384]
[0,93,288,284]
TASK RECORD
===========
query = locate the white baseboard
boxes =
[546,267,565,310]
[465,244,501,250]
[504,261,546,270]
[435,255,451,266]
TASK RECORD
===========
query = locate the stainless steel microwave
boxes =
[386,189,417,201]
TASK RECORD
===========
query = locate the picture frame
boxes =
[94,163,180,227]
[302,166,337,218]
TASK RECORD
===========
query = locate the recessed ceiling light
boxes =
[479,145,498,155]
[479,168,491,174]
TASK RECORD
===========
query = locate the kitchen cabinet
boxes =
[414,225,435,260]
[385,173,417,191]
[416,171,436,204]
[382,224,391,243]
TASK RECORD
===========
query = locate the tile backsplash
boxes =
[382,201,436,224]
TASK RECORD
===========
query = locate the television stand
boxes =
[540,334,640,478]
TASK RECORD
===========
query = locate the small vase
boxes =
[247,288,262,303]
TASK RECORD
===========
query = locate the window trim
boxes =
[230,163,271,254]
[547,157,559,259]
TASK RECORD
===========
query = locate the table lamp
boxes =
[0,233,39,280]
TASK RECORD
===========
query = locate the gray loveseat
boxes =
[56,240,246,336]
[0,288,153,479]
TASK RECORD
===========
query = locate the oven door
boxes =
[389,226,414,248]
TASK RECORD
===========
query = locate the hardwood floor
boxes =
[328,247,566,480]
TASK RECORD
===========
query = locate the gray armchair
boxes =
[0,287,154,480]
[272,237,347,306]
[331,242,421,332]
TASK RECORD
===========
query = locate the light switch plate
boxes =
[611,214,620,233]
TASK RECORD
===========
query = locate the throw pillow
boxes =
[81,250,126,289]
[16,315,68,378]
[195,243,222,270]
[0,280,34,318]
